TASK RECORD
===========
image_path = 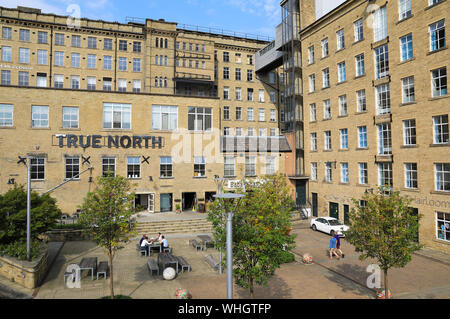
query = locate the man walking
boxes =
[329,235,340,260]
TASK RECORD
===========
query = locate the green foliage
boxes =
[0,240,43,260]
[0,184,62,244]
[52,222,84,230]
[207,174,296,298]
[278,250,295,264]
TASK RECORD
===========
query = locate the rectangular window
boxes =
[102,157,115,177]
[133,58,141,72]
[435,163,450,192]
[118,57,127,71]
[311,163,318,181]
[341,163,349,183]
[223,127,230,136]
[402,76,415,103]
[270,109,276,122]
[62,106,79,128]
[2,27,12,40]
[36,73,47,87]
[30,157,45,180]
[436,212,450,242]
[72,35,81,47]
[235,68,241,81]
[118,40,127,51]
[103,103,131,129]
[339,95,347,116]
[54,51,64,66]
[310,103,316,122]
[325,162,332,182]
[224,156,235,177]
[247,88,254,101]
[54,74,64,88]
[223,52,229,62]
[337,29,345,50]
[65,156,80,180]
[358,126,368,148]
[247,54,253,65]
[403,119,416,145]
[104,56,113,70]
[18,71,29,86]
[1,70,11,85]
[0,104,13,127]
[133,80,141,93]
[70,75,80,89]
[378,123,392,155]
[259,90,265,102]
[19,48,29,63]
[37,31,48,44]
[322,68,330,88]
[223,67,229,79]
[87,76,96,90]
[2,46,11,62]
[236,107,243,121]
[359,163,368,184]
[37,50,47,65]
[31,105,49,128]
[266,156,276,175]
[373,6,387,42]
[87,54,97,69]
[118,79,127,92]
[376,83,391,114]
[160,157,173,178]
[357,89,367,112]
[223,106,230,120]
[71,53,80,68]
[55,33,64,45]
[398,0,412,20]
[152,105,178,131]
[247,69,253,82]
[321,38,329,57]
[355,54,365,77]
[127,157,141,179]
[400,34,413,61]
[188,107,212,131]
[133,41,142,53]
[235,87,242,101]
[248,108,254,121]
[309,74,315,92]
[194,157,206,177]
[310,133,317,151]
[433,115,449,144]
[223,87,230,100]
[340,128,348,149]
[245,156,256,177]
[429,20,445,52]
[87,37,97,49]
[431,67,447,97]
[270,128,276,136]
[354,19,363,42]
[258,108,265,121]
[378,162,393,188]
[259,128,266,136]
[323,99,331,119]
[308,46,314,64]
[324,131,332,150]
[374,44,389,79]
[236,127,243,136]
[104,38,113,50]
[19,29,30,42]
[405,163,418,189]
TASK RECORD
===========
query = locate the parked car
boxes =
[310,217,349,236]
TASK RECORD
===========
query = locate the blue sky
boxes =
[2,0,284,40]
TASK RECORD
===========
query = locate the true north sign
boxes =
[54,134,163,149]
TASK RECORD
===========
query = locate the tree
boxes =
[207,174,296,298]
[344,186,422,298]
[78,175,136,299]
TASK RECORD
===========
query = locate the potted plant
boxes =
[175,204,181,214]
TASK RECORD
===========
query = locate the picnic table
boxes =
[147,242,162,255]
[157,253,178,273]
[197,235,213,250]
[79,257,97,280]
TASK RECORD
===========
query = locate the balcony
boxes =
[173,72,213,84]
[255,24,283,73]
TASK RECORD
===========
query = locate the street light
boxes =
[213,192,245,299]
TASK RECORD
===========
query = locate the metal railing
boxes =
[178,24,273,42]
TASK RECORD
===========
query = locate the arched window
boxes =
[155,77,158,87]
[165,38,168,48]
[160,38,164,48]
[155,37,159,48]
[160,56,163,65]
[159,77,163,87]
[155,55,158,65]
[164,77,167,87]
[164,56,168,66]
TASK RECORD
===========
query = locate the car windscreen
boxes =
[328,220,343,226]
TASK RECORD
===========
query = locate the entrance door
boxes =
[148,193,155,213]
[343,204,349,224]
[329,202,339,219]
[312,193,318,217]
[160,193,173,212]
[295,180,307,207]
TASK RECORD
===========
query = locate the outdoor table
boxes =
[197,235,213,250]
[148,242,162,255]
[78,257,97,280]
[157,253,178,273]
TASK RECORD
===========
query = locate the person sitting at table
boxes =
[150,232,163,244]
[139,234,147,246]
[160,235,169,252]
[140,235,150,254]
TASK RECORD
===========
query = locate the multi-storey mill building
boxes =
[0,6,291,215]
[258,0,450,253]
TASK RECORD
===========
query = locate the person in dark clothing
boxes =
[334,233,344,258]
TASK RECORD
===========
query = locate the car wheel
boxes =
[330,230,335,236]
[312,224,317,231]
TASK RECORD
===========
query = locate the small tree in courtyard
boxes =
[79,175,136,299]
[344,186,422,298]
[207,174,296,298]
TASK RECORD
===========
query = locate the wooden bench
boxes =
[176,256,191,273]
[204,254,219,272]
[189,239,203,251]
[147,258,160,276]
[97,261,109,280]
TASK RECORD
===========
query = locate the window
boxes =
[431,67,447,97]
[150,105,177,131]
[118,79,127,92]
[247,54,253,65]
[403,119,416,145]
[324,131,332,150]
[18,71,29,86]
[103,78,112,91]
[54,51,64,66]
[224,156,235,177]
[19,48,30,63]
[357,89,367,112]
[36,73,47,87]
[127,157,140,179]
[322,68,330,88]
[37,50,47,65]
[247,88,254,101]
[429,0,444,5]
[62,107,79,128]
[37,31,48,44]
[258,108,265,121]
[339,95,347,116]
[398,0,411,20]
[376,83,391,114]
[103,103,131,129]
[323,99,331,119]
[72,35,81,47]
[269,72,276,84]
[359,163,368,184]
[2,27,12,40]
[223,127,230,136]
[354,19,363,42]
[1,70,11,85]
[236,107,243,121]
[266,156,276,175]
[405,163,418,189]
[104,38,113,50]
[223,67,229,80]
[270,128,276,136]
[2,46,11,62]
[87,54,97,69]
[236,127,243,136]
[270,91,276,103]
[325,162,332,182]
[435,163,450,191]
[433,115,449,144]
[309,74,315,92]
[188,107,212,131]
[337,29,345,50]
[55,33,64,45]
[245,156,256,177]
[133,41,142,53]
[235,68,241,81]
[248,108,254,121]
[341,163,349,183]
[259,128,266,137]
[71,53,80,68]
[247,69,253,82]
[133,80,141,93]
[310,133,317,151]
[102,157,115,177]
[378,162,393,187]
[373,6,387,42]
[133,58,141,72]
[160,157,173,178]
[223,87,230,100]
[310,103,317,122]
[19,29,30,41]
[118,40,127,51]
[223,106,230,120]
[259,90,265,102]
[374,44,389,79]
[308,46,314,64]
[235,87,242,101]
[31,105,49,128]
[378,123,392,155]
[194,157,206,177]
[65,156,80,180]
[355,54,365,77]
[30,157,45,180]
[400,34,413,61]
[87,37,97,49]
[118,57,127,71]
[358,126,368,148]
[103,56,112,70]
[0,104,13,127]
[270,109,276,122]
[70,75,80,89]
[436,212,450,242]
[340,128,348,149]
[429,20,445,52]
[321,38,329,57]
[223,52,229,62]
[402,76,415,103]
[54,74,64,88]
[311,163,318,181]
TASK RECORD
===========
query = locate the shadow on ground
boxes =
[236,273,292,299]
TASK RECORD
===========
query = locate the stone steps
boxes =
[134,218,214,235]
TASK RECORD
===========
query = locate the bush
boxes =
[0,241,43,261]
[52,223,84,230]
[279,250,295,264]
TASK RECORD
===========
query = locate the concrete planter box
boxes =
[0,247,48,289]
[43,229,92,242]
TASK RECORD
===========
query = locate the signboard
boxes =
[54,134,163,149]
[227,179,265,189]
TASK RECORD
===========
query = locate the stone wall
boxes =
[43,229,91,242]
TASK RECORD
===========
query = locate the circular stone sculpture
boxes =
[163,267,176,280]
[302,253,314,264]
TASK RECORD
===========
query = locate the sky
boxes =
[1,0,347,40]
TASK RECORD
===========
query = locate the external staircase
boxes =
[134,218,214,235]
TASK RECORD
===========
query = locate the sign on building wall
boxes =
[54,134,163,149]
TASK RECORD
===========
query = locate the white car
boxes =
[310,217,349,237]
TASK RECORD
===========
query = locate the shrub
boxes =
[0,241,43,261]
[279,250,295,264]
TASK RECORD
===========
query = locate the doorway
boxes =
[160,193,173,212]
[295,180,307,207]
[182,192,197,211]
[343,204,349,224]
[312,193,318,217]
[135,193,155,213]
[329,202,339,219]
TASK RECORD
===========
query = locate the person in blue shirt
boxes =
[160,235,169,252]
[329,236,340,260]
[334,233,345,258]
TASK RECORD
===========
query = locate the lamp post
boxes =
[26,157,31,261]
[213,192,245,299]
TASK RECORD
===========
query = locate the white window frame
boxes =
[31,105,49,128]
[152,105,178,131]
[103,103,131,129]
[62,106,79,129]
[435,163,450,192]
[404,163,418,189]
[0,104,13,127]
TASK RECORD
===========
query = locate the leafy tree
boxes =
[207,174,296,298]
[78,175,136,299]
[345,186,422,298]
